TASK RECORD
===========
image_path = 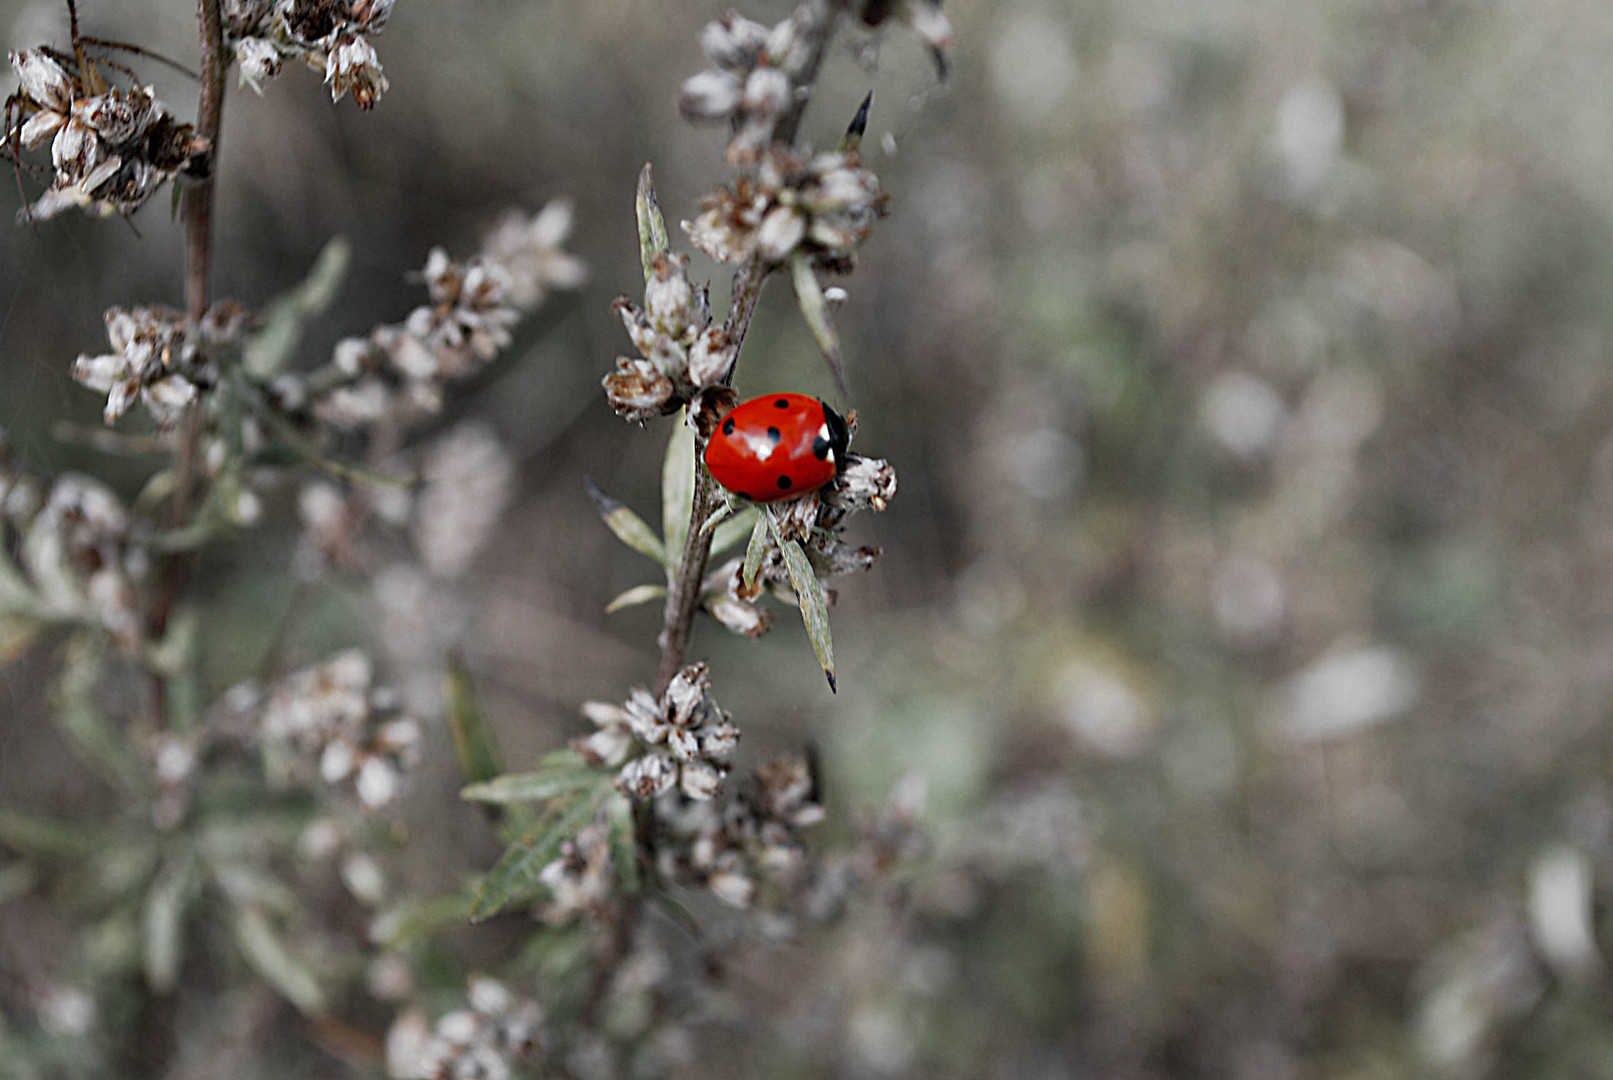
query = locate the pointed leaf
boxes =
[243,237,352,380]
[839,91,873,152]
[742,514,770,592]
[791,252,849,398]
[605,583,666,614]
[143,852,197,993]
[233,905,326,1014]
[696,498,734,538]
[52,634,146,796]
[605,792,640,895]
[768,515,836,692]
[446,652,503,786]
[636,163,671,285]
[711,507,759,559]
[662,418,696,571]
[586,478,666,564]
[471,786,606,921]
[369,887,478,949]
[462,761,604,805]
[0,809,101,857]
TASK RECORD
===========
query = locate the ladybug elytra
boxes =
[704,393,850,503]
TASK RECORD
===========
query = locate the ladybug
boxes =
[704,393,850,502]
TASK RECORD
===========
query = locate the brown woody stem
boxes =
[145,0,226,721]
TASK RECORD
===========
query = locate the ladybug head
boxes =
[819,400,851,474]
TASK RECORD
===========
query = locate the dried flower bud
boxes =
[825,453,897,512]
[603,357,677,421]
[699,14,771,70]
[235,37,283,92]
[324,34,388,108]
[678,69,743,120]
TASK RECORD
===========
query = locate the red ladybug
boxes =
[704,394,850,502]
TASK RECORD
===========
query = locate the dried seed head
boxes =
[325,33,388,109]
[824,452,898,512]
[603,357,678,421]
[699,14,771,70]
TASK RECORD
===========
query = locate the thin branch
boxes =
[649,2,839,694]
[146,0,227,722]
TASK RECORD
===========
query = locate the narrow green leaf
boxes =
[742,514,770,592]
[636,163,671,284]
[767,514,836,692]
[234,905,326,1014]
[711,506,759,559]
[605,583,666,614]
[605,792,640,895]
[143,852,196,993]
[446,652,503,786]
[662,417,696,571]
[586,478,666,564]
[471,786,606,921]
[791,252,849,398]
[252,401,413,488]
[52,634,146,796]
[243,237,352,380]
[369,887,477,949]
[0,809,101,857]
[839,91,873,153]
[696,498,734,539]
[462,762,604,805]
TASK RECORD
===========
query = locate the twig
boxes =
[145,0,226,725]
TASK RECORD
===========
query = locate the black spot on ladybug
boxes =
[812,434,831,460]
[777,475,793,490]
[722,417,735,435]
[774,398,790,408]
[766,426,782,444]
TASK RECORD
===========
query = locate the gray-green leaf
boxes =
[742,514,770,592]
[243,237,351,381]
[791,252,849,398]
[605,583,666,614]
[636,163,672,284]
[587,478,667,564]
[234,905,326,1014]
[471,785,608,921]
[662,418,696,572]
[446,652,503,786]
[144,852,197,993]
[772,524,837,692]
[711,506,760,559]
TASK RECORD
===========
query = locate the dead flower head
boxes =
[576,663,741,802]
[684,147,889,266]
[6,50,208,221]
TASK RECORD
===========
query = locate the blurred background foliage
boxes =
[5,0,1613,1076]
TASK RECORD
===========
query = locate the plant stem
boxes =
[146,0,226,721]
[653,257,770,694]
[649,3,838,694]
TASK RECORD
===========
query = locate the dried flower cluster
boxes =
[225,0,394,107]
[5,49,207,221]
[315,201,585,428]
[685,145,889,267]
[603,253,735,421]
[655,753,825,909]
[701,452,897,636]
[678,7,820,163]
[254,648,422,808]
[0,458,144,648]
[385,976,545,1080]
[71,303,247,426]
[575,662,741,801]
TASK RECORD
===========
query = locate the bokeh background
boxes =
[6,0,1613,1076]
